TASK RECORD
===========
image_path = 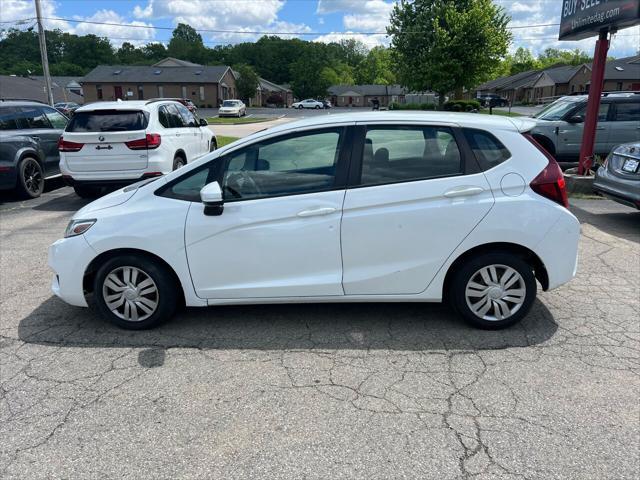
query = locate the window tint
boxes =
[463,129,511,171]
[67,110,148,132]
[158,106,170,128]
[222,129,343,201]
[164,104,185,128]
[614,102,640,121]
[360,126,462,185]
[0,107,19,130]
[43,108,67,129]
[574,103,610,121]
[175,103,197,127]
[18,107,51,129]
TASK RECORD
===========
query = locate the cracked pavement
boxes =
[1,187,638,479]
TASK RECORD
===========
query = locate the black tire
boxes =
[297,105,303,110]
[172,155,186,170]
[93,254,178,330]
[210,138,217,152]
[73,185,102,199]
[315,105,320,109]
[450,252,537,330]
[15,157,44,199]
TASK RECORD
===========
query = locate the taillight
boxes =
[57,137,84,152]
[524,134,569,209]
[125,133,161,150]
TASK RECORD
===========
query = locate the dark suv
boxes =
[0,100,68,198]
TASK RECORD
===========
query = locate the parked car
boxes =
[218,99,246,118]
[0,100,68,198]
[292,99,324,109]
[49,112,579,331]
[593,142,640,209]
[54,102,80,117]
[477,94,508,108]
[150,98,198,113]
[322,100,332,109]
[529,92,640,167]
[58,100,216,198]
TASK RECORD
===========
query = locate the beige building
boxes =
[81,58,237,107]
[328,85,407,107]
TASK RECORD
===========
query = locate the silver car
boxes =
[529,93,640,168]
[593,142,640,209]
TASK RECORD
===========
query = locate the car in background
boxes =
[58,99,215,198]
[292,99,324,109]
[150,98,197,113]
[322,100,332,109]
[54,102,80,117]
[0,100,68,198]
[218,99,246,118]
[593,142,640,209]
[529,92,640,167]
[477,94,508,108]
[49,112,579,331]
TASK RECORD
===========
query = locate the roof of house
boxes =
[543,64,584,83]
[475,69,540,91]
[602,55,640,81]
[152,57,203,67]
[81,64,232,84]
[258,77,291,92]
[32,75,83,89]
[0,75,84,103]
[328,84,407,96]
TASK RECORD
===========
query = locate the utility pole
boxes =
[34,0,54,106]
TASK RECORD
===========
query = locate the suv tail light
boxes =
[125,133,161,150]
[524,133,569,209]
[57,137,84,152]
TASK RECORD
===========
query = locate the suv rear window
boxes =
[67,110,149,132]
[463,129,511,170]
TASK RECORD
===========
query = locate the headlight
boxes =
[64,219,96,238]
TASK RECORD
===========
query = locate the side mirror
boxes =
[567,115,583,124]
[200,181,223,216]
[199,118,208,127]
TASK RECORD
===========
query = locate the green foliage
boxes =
[389,102,438,110]
[497,47,593,76]
[356,47,396,85]
[235,64,260,103]
[167,23,208,64]
[388,0,511,106]
[290,54,332,99]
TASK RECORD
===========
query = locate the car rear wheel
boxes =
[315,105,320,109]
[93,255,178,330]
[297,105,303,109]
[16,157,44,199]
[450,252,536,329]
[173,155,186,170]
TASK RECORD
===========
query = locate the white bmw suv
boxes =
[58,100,216,198]
[49,112,580,330]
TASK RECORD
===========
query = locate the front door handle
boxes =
[443,186,485,198]
[297,207,337,217]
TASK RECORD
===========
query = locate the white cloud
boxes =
[0,0,70,30]
[313,32,388,50]
[72,10,155,47]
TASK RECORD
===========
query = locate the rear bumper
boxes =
[62,172,162,188]
[593,168,640,209]
[0,167,17,191]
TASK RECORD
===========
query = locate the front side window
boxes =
[16,107,52,129]
[175,103,197,127]
[573,103,610,121]
[222,129,343,201]
[613,102,640,122]
[359,126,462,186]
[43,107,68,129]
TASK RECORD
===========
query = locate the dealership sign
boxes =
[559,0,640,40]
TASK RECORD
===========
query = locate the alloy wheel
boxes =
[102,266,159,322]
[464,264,526,321]
[23,159,44,195]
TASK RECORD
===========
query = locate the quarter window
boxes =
[0,107,19,130]
[359,126,462,185]
[222,129,343,201]
[613,102,640,121]
[43,108,68,129]
[463,129,511,171]
[164,104,185,128]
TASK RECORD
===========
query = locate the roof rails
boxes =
[0,98,48,104]
[602,90,640,96]
[145,98,184,105]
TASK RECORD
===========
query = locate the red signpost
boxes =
[559,0,640,176]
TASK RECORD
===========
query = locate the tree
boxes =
[290,55,332,99]
[117,42,146,64]
[537,48,591,68]
[388,0,511,107]
[356,47,396,85]
[167,23,207,63]
[509,47,537,74]
[235,64,259,104]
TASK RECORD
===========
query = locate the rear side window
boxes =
[360,126,462,186]
[43,107,68,129]
[158,106,170,128]
[164,104,185,128]
[18,107,51,129]
[67,110,149,132]
[0,107,19,130]
[463,129,511,170]
[614,102,640,122]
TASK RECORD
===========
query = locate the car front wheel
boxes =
[450,252,536,329]
[16,157,44,199]
[173,155,186,170]
[93,255,178,329]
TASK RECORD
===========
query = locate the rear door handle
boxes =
[297,207,337,217]
[443,186,485,198]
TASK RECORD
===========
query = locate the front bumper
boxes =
[48,235,97,307]
[218,111,240,117]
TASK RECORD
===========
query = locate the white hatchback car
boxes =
[292,99,324,109]
[49,112,580,330]
[58,100,216,198]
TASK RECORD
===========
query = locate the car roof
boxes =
[0,99,51,107]
[257,111,536,136]
[75,100,183,112]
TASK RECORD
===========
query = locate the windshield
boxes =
[222,101,238,107]
[533,99,580,121]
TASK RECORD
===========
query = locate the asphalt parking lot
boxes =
[1,185,638,479]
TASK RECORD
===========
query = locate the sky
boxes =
[0,0,638,57]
